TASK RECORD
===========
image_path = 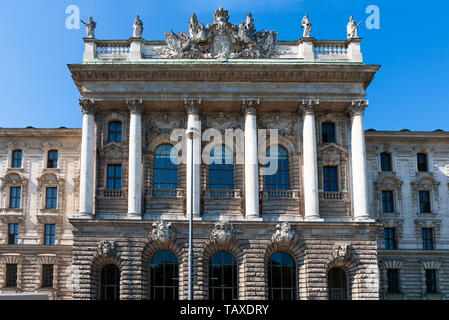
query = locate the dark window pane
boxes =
[268,252,296,300]
[44,224,56,245]
[42,264,54,288]
[264,146,290,194]
[417,153,428,172]
[6,264,17,287]
[323,166,338,192]
[425,269,437,293]
[107,164,122,190]
[209,146,233,193]
[150,250,179,300]
[8,223,19,245]
[328,268,347,300]
[382,191,394,212]
[419,191,431,213]
[322,122,336,143]
[380,153,392,172]
[387,269,400,293]
[12,150,22,168]
[108,121,122,142]
[422,228,434,250]
[47,150,58,168]
[100,264,120,300]
[384,228,397,250]
[154,145,178,191]
[10,187,21,208]
[45,187,58,209]
[209,251,238,300]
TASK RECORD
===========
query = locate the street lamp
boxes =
[186,126,199,300]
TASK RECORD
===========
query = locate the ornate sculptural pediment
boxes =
[157,6,277,60]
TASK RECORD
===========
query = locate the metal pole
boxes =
[187,128,195,300]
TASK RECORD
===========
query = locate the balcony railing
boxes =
[100,189,124,198]
[149,188,184,199]
[313,40,349,57]
[204,189,242,199]
[319,191,346,200]
[261,190,300,199]
[96,40,131,56]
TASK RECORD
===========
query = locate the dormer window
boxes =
[108,121,122,142]
[47,150,58,168]
[417,153,428,172]
[322,122,336,144]
[12,150,22,168]
[380,152,392,172]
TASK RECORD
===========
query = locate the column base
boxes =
[77,212,93,219]
[353,216,375,223]
[127,212,142,220]
[304,215,324,222]
[245,215,263,221]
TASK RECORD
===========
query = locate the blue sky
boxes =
[0,0,448,131]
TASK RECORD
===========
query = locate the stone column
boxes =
[242,99,260,219]
[127,98,143,219]
[299,99,322,221]
[348,99,371,221]
[185,99,202,218]
[78,99,96,218]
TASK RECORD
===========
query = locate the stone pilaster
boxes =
[127,98,143,219]
[348,99,372,221]
[78,98,96,218]
[242,99,260,219]
[299,99,322,221]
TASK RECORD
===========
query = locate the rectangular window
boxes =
[8,224,19,245]
[419,191,431,213]
[12,150,22,168]
[44,224,56,246]
[425,269,437,293]
[387,269,400,293]
[42,264,54,288]
[382,190,394,213]
[9,187,21,208]
[47,150,58,168]
[384,228,397,250]
[321,123,336,144]
[417,153,428,172]
[380,153,392,172]
[6,264,18,287]
[422,228,434,250]
[323,166,338,192]
[45,187,58,209]
[108,121,122,142]
[107,164,122,190]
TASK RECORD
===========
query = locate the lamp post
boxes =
[186,126,199,300]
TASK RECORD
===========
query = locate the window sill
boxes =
[42,168,60,173]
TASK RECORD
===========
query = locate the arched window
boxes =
[209,251,238,300]
[100,264,120,300]
[264,146,290,193]
[154,145,178,194]
[209,146,233,192]
[149,250,179,300]
[322,122,336,143]
[328,267,348,300]
[108,121,122,142]
[268,252,296,300]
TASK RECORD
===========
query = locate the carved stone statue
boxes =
[272,222,295,243]
[133,15,143,37]
[98,240,117,257]
[301,14,312,38]
[81,17,97,39]
[210,221,234,243]
[156,7,277,60]
[151,221,174,242]
[346,16,361,39]
[334,243,352,260]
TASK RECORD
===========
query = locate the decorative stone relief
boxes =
[332,243,353,261]
[258,113,297,143]
[144,113,185,143]
[79,98,96,114]
[127,98,143,114]
[210,221,234,243]
[150,221,174,242]
[97,240,117,257]
[348,99,369,117]
[203,113,242,132]
[242,99,260,115]
[271,222,295,243]
[156,7,277,60]
[299,99,319,116]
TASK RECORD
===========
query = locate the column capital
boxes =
[127,98,143,114]
[242,98,260,115]
[79,98,96,115]
[348,99,369,117]
[184,98,202,115]
[298,99,319,116]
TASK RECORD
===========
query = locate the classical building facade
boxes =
[0,8,448,300]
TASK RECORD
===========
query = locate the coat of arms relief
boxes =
[156,7,278,60]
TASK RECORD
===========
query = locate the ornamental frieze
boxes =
[258,113,297,141]
[156,7,277,60]
[203,113,242,132]
[144,113,185,143]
